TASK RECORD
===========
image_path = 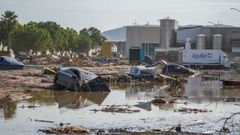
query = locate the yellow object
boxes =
[100,42,113,58]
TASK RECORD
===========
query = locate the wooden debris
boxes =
[38,125,89,134]
[218,112,240,134]
[224,97,238,102]
[90,105,140,113]
[20,105,40,109]
[221,79,240,86]
[174,108,211,113]
[151,98,167,104]
[34,119,54,123]
[222,127,230,133]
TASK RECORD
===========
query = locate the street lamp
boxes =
[207,21,216,25]
[230,8,240,13]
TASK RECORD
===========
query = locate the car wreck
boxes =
[54,67,110,92]
[0,56,24,70]
[161,61,196,76]
[128,66,158,80]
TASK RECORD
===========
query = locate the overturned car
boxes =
[54,68,110,92]
[0,56,24,70]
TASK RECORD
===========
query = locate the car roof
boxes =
[0,56,12,60]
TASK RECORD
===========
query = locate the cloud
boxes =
[0,0,240,31]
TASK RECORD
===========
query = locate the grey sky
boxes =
[1,0,240,31]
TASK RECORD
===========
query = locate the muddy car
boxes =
[162,64,195,75]
[128,66,157,80]
[0,56,24,70]
[54,67,110,92]
[15,52,32,61]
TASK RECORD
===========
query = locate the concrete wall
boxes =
[125,25,160,58]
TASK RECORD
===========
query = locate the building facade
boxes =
[126,25,160,58]
[177,25,240,54]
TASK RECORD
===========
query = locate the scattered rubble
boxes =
[134,102,152,111]
[151,98,167,104]
[19,105,40,109]
[224,97,240,102]
[38,125,89,134]
[90,105,140,113]
[32,54,99,67]
[34,119,54,123]
[218,112,240,134]
[174,108,211,113]
[92,128,213,135]
[151,98,177,105]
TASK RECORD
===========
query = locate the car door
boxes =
[0,57,10,70]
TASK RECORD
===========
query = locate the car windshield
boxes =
[1,57,18,63]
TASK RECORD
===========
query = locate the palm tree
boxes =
[0,10,18,50]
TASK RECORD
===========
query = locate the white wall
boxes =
[125,25,160,58]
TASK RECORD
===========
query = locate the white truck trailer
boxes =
[181,49,230,69]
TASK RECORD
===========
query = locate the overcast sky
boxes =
[1,0,240,31]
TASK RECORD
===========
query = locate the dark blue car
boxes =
[162,64,195,75]
[54,68,110,92]
[0,56,24,70]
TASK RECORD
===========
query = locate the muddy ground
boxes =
[0,66,132,101]
[0,68,52,101]
[1,66,240,134]
[0,66,239,101]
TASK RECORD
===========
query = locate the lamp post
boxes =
[230,8,240,13]
[207,21,216,25]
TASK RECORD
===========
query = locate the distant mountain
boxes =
[102,26,126,42]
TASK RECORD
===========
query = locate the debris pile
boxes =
[19,105,40,109]
[224,97,240,102]
[151,98,167,104]
[38,125,89,134]
[32,54,100,67]
[90,105,140,113]
[151,98,177,105]
[174,108,211,113]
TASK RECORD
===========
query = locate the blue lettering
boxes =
[192,53,212,59]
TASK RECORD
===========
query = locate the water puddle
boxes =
[1,72,240,134]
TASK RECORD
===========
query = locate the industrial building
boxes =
[126,25,160,58]
[176,25,240,54]
[125,18,178,59]
[125,18,240,62]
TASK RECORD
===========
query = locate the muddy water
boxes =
[1,71,240,135]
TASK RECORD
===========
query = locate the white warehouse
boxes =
[125,25,160,58]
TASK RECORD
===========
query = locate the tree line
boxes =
[0,10,106,54]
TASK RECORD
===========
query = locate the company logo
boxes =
[192,53,212,59]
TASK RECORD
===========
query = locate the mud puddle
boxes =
[0,73,240,134]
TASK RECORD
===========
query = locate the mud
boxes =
[1,67,240,134]
[0,68,54,101]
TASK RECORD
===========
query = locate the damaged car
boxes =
[128,66,158,80]
[54,67,110,92]
[162,64,195,75]
[0,56,24,70]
